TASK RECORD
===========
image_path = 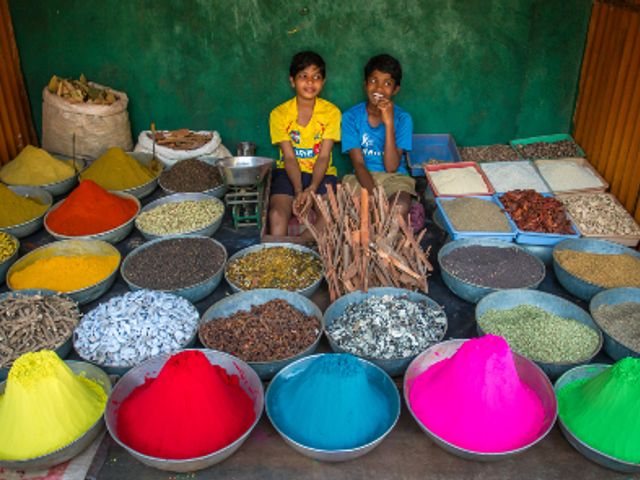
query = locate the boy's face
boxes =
[364,69,400,105]
[290,64,325,101]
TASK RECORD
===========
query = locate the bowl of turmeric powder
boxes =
[0,185,53,239]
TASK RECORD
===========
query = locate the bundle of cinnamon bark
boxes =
[298,184,432,301]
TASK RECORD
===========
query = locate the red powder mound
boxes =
[46,180,138,235]
[117,350,256,459]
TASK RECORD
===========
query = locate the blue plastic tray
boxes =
[406,134,461,177]
[435,195,516,241]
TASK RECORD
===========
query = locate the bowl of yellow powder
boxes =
[0,232,19,285]
[79,148,163,199]
[6,239,121,305]
[0,185,53,239]
[0,351,110,470]
[0,146,85,197]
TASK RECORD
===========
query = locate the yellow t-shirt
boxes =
[269,97,341,176]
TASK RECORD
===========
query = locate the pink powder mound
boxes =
[409,335,546,453]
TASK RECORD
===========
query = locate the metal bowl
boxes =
[265,353,401,462]
[0,360,111,470]
[115,152,162,199]
[555,364,640,473]
[215,156,273,187]
[0,232,19,284]
[199,288,323,380]
[105,349,264,472]
[404,339,557,460]
[553,238,640,301]
[44,192,140,244]
[225,243,323,298]
[2,156,86,197]
[135,193,224,240]
[589,287,640,360]
[6,239,121,305]
[476,289,603,379]
[1,186,53,238]
[438,238,546,303]
[323,287,448,376]
[121,235,227,303]
[159,156,228,198]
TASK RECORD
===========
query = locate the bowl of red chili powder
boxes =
[105,349,263,472]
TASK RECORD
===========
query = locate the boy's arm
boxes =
[378,99,402,173]
[279,141,303,195]
[349,149,376,193]
[306,139,334,193]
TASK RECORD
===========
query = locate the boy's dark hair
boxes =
[364,54,402,86]
[289,51,326,78]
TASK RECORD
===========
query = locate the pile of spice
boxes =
[226,247,322,291]
[480,161,549,193]
[46,180,138,236]
[47,74,117,104]
[408,335,546,452]
[328,295,446,359]
[459,145,519,163]
[151,129,213,150]
[117,350,255,459]
[557,357,640,463]
[9,254,119,292]
[269,354,393,450]
[478,305,600,363]
[554,250,640,288]
[79,147,161,191]
[499,190,574,234]
[159,158,223,192]
[200,299,320,362]
[0,184,49,228]
[0,350,107,461]
[559,194,640,237]
[441,245,544,288]
[0,293,80,370]
[0,232,17,263]
[123,237,225,290]
[0,145,75,186]
[593,302,640,352]
[74,290,198,367]
[136,198,223,236]
[514,139,583,159]
[536,159,604,192]
[440,197,511,232]
[428,166,490,195]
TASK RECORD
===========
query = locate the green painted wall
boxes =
[9,0,592,176]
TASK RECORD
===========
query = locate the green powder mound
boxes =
[557,358,640,464]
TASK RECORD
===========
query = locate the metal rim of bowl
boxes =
[403,338,558,457]
[104,348,264,465]
[121,235,228,293]
[265,353,401,455]
[43,192,141,240]
[135,193,225,237]
[158,158,226,195]
[6,239,122,297]
[224,243,324,293]
[2,186,53,230]
[2,157,86,191]
[323,287,448,362]
[589,287,640,356]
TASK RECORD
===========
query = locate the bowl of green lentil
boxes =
[476,289,603,379]
[135,193,225,240]
[0,232,19,284]
[589,287,640,361]
[553,238,640,301]
[225,243,324,298]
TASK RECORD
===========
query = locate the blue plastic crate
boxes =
[407,134,461,177]
[435,195,517,242]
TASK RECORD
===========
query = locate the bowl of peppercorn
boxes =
[589,287,640,361]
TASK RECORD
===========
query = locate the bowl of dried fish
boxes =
[323,287,448,376]
[1,186,53,239]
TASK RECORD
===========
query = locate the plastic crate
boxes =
[510,133,586,160]
[435,195,517,242]
[424,162,494,197]
[406,134,461,177]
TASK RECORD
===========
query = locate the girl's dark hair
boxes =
[364,54,402,86]
[290,51,326,78]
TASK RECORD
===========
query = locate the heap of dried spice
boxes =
[226,247,323,291]
[47,74,117,104]
[499,190,574,234]
[459,145,519,163]
[514,139,583,159]
[554,250,640,288]
[151,129,213,150]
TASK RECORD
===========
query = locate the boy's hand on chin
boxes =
[377,98,395,126]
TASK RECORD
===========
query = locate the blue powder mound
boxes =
[270,354,392,450]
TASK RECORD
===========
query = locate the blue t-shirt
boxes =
[341,102,413,175]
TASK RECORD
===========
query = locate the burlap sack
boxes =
[42,83,133,160]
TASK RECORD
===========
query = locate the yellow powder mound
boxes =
[80,147,159,190]
[0,184,49,228]
[0,350,107,460]
[0,145,75,185]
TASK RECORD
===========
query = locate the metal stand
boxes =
[225,178,266,229]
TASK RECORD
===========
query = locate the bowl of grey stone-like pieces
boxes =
[323,287,447,377]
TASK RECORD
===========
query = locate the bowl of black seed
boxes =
[438,238,546,303]
[323,287,447,376]
[198,289,323,380]
[121,235,227,303]
[589,287,640,361]
[159,157,227,198]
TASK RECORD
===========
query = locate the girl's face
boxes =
[290,64,326,101]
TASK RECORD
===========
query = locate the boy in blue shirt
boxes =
[341,54,415,218]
